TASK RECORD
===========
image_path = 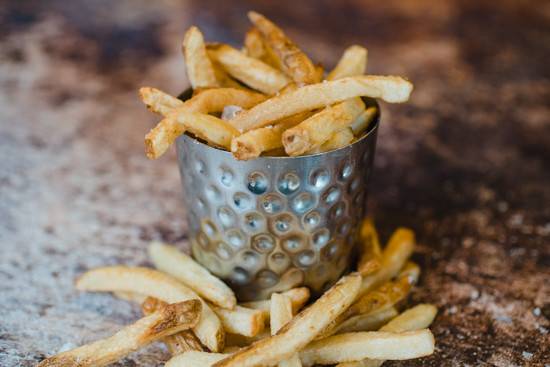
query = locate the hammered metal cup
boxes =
[176,94,379,301]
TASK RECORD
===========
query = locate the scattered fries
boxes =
[42,218,439,367]
[357,217,382,275]
[139,12,413,159]
[38,300,201,367]
[75,266,225,352]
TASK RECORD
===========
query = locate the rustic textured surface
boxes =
[0,0,549,366]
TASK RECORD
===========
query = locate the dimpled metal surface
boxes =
[176,113,379,301]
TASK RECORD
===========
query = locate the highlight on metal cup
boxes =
[176,92,380,301]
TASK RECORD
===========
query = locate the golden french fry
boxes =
[212,305,266,337]
[149,242,237,309]
[232,76,413,131]
[208,44,290,94]
[141,297,204,355]
[225,331,270,348]
[244,27,266,59]
[319,275,413,339]
[241,287,310,316]
[166,351,228,367]
[333,306,399,334]
[305,128,354,155]
[357,217,382,276]
[248,11,319,85]
[283,98,365,156]
[270,293,303,367]
[212,62,245,89]
[231,111,309,160]
[314,64,325,82]
[139,87,184,116]
[165,110,239,149]
[212,274,361,367]
[76,266,224,352]
[38,300,201,367]
[300,329,435,366]
[359,227,415,297]
[350,106,377,136]
[327,45,368,81]
[398,261,421,285]
[182,26,219,88]
[336,304,438,367]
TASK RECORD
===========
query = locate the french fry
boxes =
[299,329,435,366]
[212,273,361,367]
[141,297,204,355]
[208,44,290,94]
[212,62,245,89]
[142,87,265,159]
[305,128,354,155]
[231,76,413,131]
[182,26,219,88]
[336,304,438,367]
[244,27,266,59]
[38,300,201,367]
[359,227,415,297]
[212,305,266,337]
[149,242,237,309]
[327,45,368,81]
[270,293,303,367]
[350,106,377,136]
[314,64,325,82]
[318,275,413,339]
[139,87,184,116]
[283,98,365,156]
[225,331,270,348]
[248,12,319,85]
[75,266,224,352]
[165,111,239,149]
[399,261,421,285]
[333,306,399,334]
[166,351,228,367]
[113,291,147,304]
[357,218,382,276]
[241,287,310,316]
[231,111,310,160]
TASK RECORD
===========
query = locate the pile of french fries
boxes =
[39,218,438,367]
[140,11,413,160]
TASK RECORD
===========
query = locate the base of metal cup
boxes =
[175,93,379,301]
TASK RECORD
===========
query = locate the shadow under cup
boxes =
[176,92,379,301]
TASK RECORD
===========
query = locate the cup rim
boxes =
[177,89,380,161]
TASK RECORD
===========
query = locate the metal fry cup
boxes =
[176,92,379,301]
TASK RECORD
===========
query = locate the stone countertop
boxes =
[0,0,549,366]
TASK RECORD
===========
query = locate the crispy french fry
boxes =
[165,111,239,149]
[270,293,302,367]
[182,26,219,88]
[350,106,377,136]
[166,351,228,367]
[139,87,184,116]
[76,266,224,352]
[231,111,310,160]
[149,242,237,309]
[357,218,382,276]
[212,62,244,89]
[314,64,325,82]
[318,275,413,339]
[305,128,354,155]
[141,297,204,355]
[244,27,266,59]
[241,287,310,316]
[334,306,399,334]
[336,304,437,367]
[327,45,368,81]
[212,274,361,367]
[208,44,290,94]
[248,12,319,85]
[212,305,266,337]
[399,261,421,285]
[283,98,365,156]
[223,346,242,354]
[299,329,435,366]
[143,87,265,159]
[38,300,201,367]
[359,227,415,297]
[232,76,413,131]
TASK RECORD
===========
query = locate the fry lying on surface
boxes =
[38,300,201,367]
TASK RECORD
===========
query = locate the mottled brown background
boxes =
[0,0,549,366]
